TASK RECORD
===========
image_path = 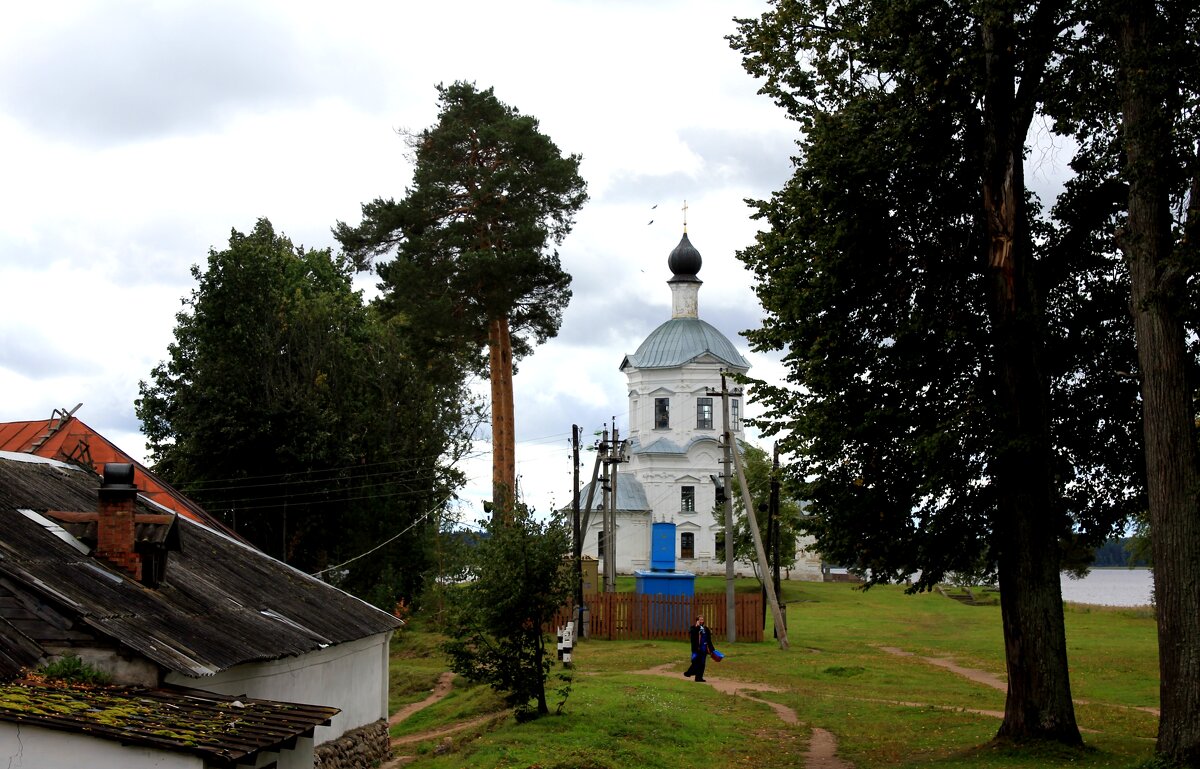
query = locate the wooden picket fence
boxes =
[552,592,763,642]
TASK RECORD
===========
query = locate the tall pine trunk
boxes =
[981,5,1082,745]
[488,315,516,519]
[1117,2,1200,761]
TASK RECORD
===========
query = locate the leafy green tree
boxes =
[729,0,1144,745]
[442,506,574,721]
[335,82,588,517]
[137,219,476,605]
[1044,0,1200,759]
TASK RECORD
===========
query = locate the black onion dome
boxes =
[667,232,702,280]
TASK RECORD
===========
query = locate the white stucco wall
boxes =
[0,722,201,769]
[164,631,392,744]
[619,358,759,577]
[0,721,314,769]
[249,737,313,769]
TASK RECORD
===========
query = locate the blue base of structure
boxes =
[634,570,696,634]
[634,569,696,598]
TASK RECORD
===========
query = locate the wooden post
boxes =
[720,374,736,644]
[731,431,789,650]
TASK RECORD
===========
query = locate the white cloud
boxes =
[0,0,797,516]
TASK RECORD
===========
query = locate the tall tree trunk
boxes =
[488,315,516,519]
[981,5,1082,745]
[1117,2,1200,762]
[534,632,550,715]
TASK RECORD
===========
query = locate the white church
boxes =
[576,229,823,581]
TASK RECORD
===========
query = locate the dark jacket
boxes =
[690,622,716,657]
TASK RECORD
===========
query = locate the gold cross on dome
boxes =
[682,200,689,232]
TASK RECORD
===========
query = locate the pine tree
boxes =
[336,82,587,518]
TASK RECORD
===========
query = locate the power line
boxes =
[212,484,456,514]
[310,494,451,577]
[175,449,485,489]
[191,464,452,495]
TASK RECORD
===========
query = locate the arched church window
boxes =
[654,397,670,429]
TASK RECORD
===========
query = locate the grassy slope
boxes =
[388,580,1159,768]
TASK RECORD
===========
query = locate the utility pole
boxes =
[599,425,612,592]
[708,373,737,644]
[609,424,621,594]
[762,495,771,632]
[572,425,583,623]
[580,438,602,539]
[730,421,790,650]
[599,421,627,593]
[769,443,784,637]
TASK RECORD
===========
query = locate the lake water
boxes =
[1060,568,1153,607]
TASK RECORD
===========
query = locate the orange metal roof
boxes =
[0,414,235,536]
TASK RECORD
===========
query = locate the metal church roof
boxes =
[577,476,650,512]
[629,435,721,456]
[620,317,750,371]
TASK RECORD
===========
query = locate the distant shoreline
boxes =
[1061,568,1153,607]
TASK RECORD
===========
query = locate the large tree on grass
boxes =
[730,0,1145,745]
[1045,0,1200,759]
[336,82,587,518]
[1111,8,1200,759]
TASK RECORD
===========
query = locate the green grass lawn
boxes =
[387,581,1160,768]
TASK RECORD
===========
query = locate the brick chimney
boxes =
[96,463,141,581]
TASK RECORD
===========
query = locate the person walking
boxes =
[683,614,717,682]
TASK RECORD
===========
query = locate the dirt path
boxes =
[390,712,502,746]
[878,646,1007,690]
[382,672,509,768]
[878,645,1159,719]
[388,671,456,727]
[382,663,852,768]
[382,645,1147,769]
[632,663,851,768]
[807,728,855,769]
[632,662,798,723]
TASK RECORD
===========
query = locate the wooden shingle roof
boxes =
[0,677,338,768]
[0,452,401,679]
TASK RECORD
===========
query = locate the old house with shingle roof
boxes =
[0,405,235,536]
[0,451,401,768]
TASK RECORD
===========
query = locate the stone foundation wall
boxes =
[315,719,390,769]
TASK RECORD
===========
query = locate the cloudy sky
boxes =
[0,0,803,521]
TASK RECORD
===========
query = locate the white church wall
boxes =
[584,230,827,585]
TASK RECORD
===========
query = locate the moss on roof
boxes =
[0,674,337,766]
